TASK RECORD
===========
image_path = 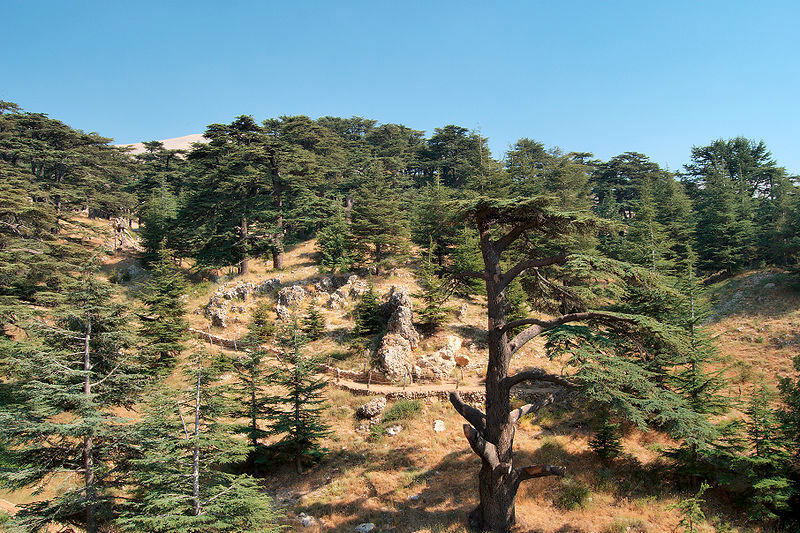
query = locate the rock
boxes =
[327,292,346,309]
[417,336,462,380]
[455,354,470,367]
[356,397,387,419]
[378,333,413,380]
[387,305,419,348]
[385,425,403,436]
[277,285,307,307]
[299,513,316,527]
[355,524,376,533]
[275,304,290,319]
[255,278,281,295]
[457,302,469,320]
[764,282,776,289]
[208,306,227,328]
[348,280,369,298]
[433,419,446,432]
[126,263,143,279]
[381,286,413,317]
[315,277,333,292]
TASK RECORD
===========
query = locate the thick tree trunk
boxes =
[476,214,518,532]
[272,246,284,271]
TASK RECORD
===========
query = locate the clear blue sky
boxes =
[3,1,799,174]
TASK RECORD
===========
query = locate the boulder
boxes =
[275,304,290,319]
[208,306,227,328]
[378,333,413,380]
[417,336,462,380]
[433,420,446,433]
[327,292,346,309]
[355,524,376,533]
[314,277,333,292]
[455,354,471,367]
[255,278,281,295]
[356,397,387,419]
[277,285,306,307]
[381,286,413,317]
[385,425,403,436]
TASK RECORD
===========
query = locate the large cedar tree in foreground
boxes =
[449,197,704,532]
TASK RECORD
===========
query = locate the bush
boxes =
[383,399,422,422]
[555,478,592,510]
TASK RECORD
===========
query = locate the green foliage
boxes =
[269,318,331,474]
[315,200,357,272]
[117,350,282,532]
[138,246,189,372]
[353,286,382,338]
[301,303,326,341]
[383,399,422,423]
[0,263,143,532]
[413,242,454,329]
[349,161,411,274]
[589,408,624,461]
[667,482,709,533]
[554,478,592,510]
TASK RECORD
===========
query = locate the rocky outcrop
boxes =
[416,336,462,381]
[378,333,414,381]
[204,278,281,328]
[277,285,307,307]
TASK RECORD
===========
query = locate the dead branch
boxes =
[463,424,500,469]
[450,391,487,433]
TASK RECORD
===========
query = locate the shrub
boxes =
[555,478,592,510]
[383,399,422,423]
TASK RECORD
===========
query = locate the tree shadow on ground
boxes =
[448,325,487,350]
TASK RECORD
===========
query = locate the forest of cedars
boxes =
[0,99,799,532]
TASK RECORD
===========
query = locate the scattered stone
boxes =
[355,524,376,533]
[255,278,281,295]
[417,336,462,380]
[433,420,446,432]
[385,425,403,436]
[764,282,776,289]
[356,397,387,419]
[457,302,469,320]
[298,513,317,527]
[455,354,470,367]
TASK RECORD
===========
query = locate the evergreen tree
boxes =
[350,161,411,275]
[138,246,189,372]
[301,303,325,341]
[269,318,331,474]
[589,407,624,462]
[738,380,793,521]
[139,184,178,265]
[315,199,356,273]
[353,286,382,338]
[413,241,454,329]
[118,349,282,532]
[0,264,142,533]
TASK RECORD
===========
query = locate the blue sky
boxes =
[2,1,799,173]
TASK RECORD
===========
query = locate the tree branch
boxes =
[449,391,487,434]
[449,269,487,281]
[502,368,578,393]
[508,389,573,424]
[462,424,499,468]
[516,464,567,481]
[494,222,536,253]
[507,311,634,353]
[498,253,567,292]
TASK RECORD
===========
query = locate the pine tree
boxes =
[315,199,356,273]
[589,407,624,462]
[301,303,325,341]
[353,285,382,338]
[118,349,282,532]
[413,241,454,329]
[350,161,411,275]
[738,380,793,521]
[139,185,178,265]
[269,318,331,474]
[0,263,142,533]
[138,246,189,372]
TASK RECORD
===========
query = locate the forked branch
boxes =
[498,253,568,292]
[508,389,573,424]
[463,424,500,469]
[449,391,487,434]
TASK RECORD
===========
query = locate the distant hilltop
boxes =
[115,133,208,154]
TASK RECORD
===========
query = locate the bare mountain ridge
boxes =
[115,133,207,154]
